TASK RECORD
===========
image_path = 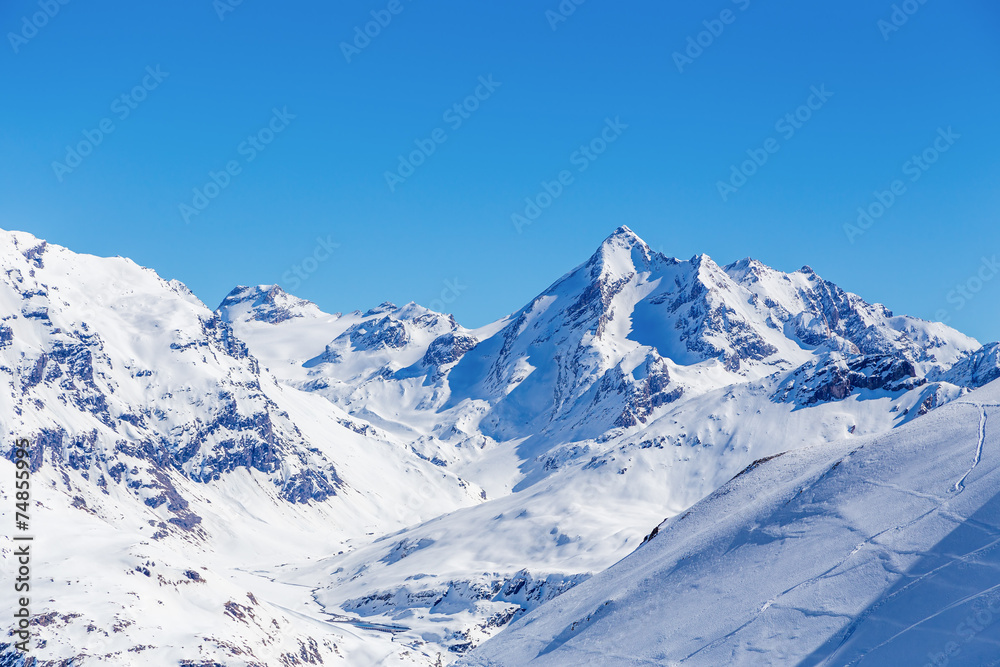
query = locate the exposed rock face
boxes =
[0,235,342,512]
[342,316,410,350]
[423,332,479,367]
[943,342,1000,389]
[773,353,925,406]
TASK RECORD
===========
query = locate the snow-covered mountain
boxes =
[463,379,1000,665]
[1,225,997,664]
[0,231,482,665]
[225,226,994,658]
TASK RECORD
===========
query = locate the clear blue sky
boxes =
[2,1,998,342]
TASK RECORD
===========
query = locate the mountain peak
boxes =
[217,284,320,324]
[585,225,655,279]
[364,301,398,317]
[602,225,645,248]
[723,257,772,285]
[689,252,723,276]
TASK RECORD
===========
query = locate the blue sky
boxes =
[2,1,999,341]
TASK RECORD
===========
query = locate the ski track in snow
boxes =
[681,503,948,663]
[954,403,989,492]
[468,393,1000,666]
[822,532,1000,666]
[685,406,997,664]
[833,580,1000,666]
[822,403,1000,665]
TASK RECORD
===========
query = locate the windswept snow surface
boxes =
[463,380,1000,666]
[0,225,997,664]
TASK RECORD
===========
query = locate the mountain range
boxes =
[1,225,997,665]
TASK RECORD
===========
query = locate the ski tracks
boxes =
[954,404,989,493]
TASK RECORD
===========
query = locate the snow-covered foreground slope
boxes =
[463,379,1000,666]
[0,458,419,666]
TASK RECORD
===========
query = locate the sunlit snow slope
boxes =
[464,380,1000,666]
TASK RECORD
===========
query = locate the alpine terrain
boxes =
[1,225,997,665]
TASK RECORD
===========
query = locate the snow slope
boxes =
[463,379,1000,666]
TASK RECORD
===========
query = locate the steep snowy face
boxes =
[0,230,487,521]
[723,257,979,373]
[463,379,1000,667]
[445,226,686,443]
[0,231,343,509]
[444,225,980,447]
[0,231,487,666]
